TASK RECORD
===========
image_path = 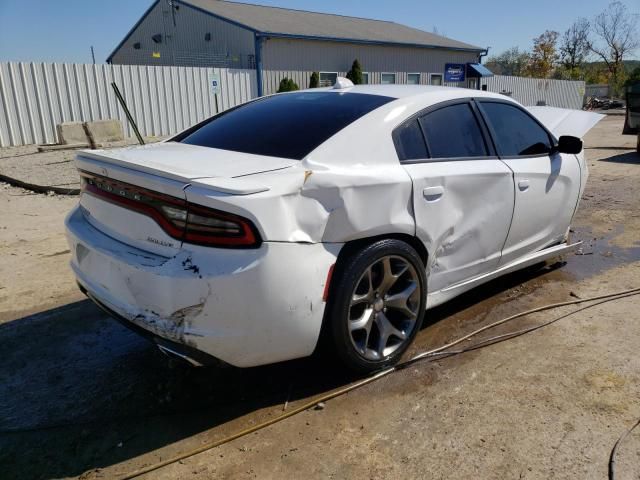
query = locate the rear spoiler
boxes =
[526,107,605,138]
[188,177,270,195]
[76,151,271,196]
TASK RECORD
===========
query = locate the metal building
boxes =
[108,0,487,96]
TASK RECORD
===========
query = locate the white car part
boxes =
[66,205,341,367]
[80,143,297,183]
[334,77,354,89]
[404,159,514,293]
[427,241,581,308]
[76,149,416,245]
[527,107,605,138]
[499,152,581,266]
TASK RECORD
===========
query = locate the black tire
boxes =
[326,239,427,374]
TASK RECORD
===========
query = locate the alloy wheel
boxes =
[347,255,421,360]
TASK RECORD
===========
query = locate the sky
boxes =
[0,0,638,64]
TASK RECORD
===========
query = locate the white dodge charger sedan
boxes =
[65,82,602,372]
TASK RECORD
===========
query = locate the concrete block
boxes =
[56,122,89,146]
[83,119,124,147]
[37,143,88,152]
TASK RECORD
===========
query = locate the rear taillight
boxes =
[80,171,261,248]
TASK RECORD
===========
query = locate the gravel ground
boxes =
[0,117,639,480]
[0,136,165,193]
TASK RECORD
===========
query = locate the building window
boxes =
[319,72,338,87]
[381,73,396,84]
[362,72,370,84]
[407,73,421,85]
[430,74,443,86]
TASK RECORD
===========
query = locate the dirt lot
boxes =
[1,117,639,480]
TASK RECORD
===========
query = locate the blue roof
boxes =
[467,63,494,78]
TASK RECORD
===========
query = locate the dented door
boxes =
[404,161,514,293]
[396,100,514,293]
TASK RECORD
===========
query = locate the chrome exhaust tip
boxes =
[157,344,204,367]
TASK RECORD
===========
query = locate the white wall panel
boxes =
[0,62,257,147]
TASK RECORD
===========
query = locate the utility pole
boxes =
[90,46,96,64]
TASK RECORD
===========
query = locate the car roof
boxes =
[303,84,509,102]
[298,85,519,167]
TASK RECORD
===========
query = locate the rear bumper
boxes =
[80,283,222,366]
[65,205,342,367]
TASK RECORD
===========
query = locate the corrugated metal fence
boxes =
[0,63,588,147]
[482,75,586,110]
[0,62,257,147]
[585,84,610,100]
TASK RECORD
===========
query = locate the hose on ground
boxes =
[117,286,640,479]
[609,417,640,480]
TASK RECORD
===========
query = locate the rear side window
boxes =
[419,103,488,159]
[480,102,552,156]
[175,92,393,160]
[393,120,427,161]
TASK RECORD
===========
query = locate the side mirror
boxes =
[557,135,583,154]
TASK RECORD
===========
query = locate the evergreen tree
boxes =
[346,60,364,84]
[277,78,300,93]
[309,72,319,88]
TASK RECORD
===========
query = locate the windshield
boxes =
[175,92,394,160]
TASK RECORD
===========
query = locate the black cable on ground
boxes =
[609,417,640,480]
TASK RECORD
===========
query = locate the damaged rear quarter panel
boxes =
[184,164,415,244]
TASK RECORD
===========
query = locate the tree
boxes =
[625,66,640,87]
[589,2,640,95]
[309,71,319,88]
[277,77,299,93]
[559,18,590,79]
[484,47,530,76]
[526,30,559,78]
[583,63,610,85]
[346,59,364,85]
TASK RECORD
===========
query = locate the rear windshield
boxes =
[175,92,394,160]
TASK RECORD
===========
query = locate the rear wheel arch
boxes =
[327,234,429,306]
[335,233,429,271]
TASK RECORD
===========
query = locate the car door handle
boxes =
[518,180,530,191]
[423,186,444,202]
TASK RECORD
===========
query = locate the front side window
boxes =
[480,102,552,156]
[419,103,488,158]
[319,72,338,87]
[177,92,393,160]
[381,73,396,84]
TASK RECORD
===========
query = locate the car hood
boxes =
[526,107,605,138]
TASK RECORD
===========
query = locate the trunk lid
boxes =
[80,142,297,182]
[526,107,604,138]
[75,142,295,256]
